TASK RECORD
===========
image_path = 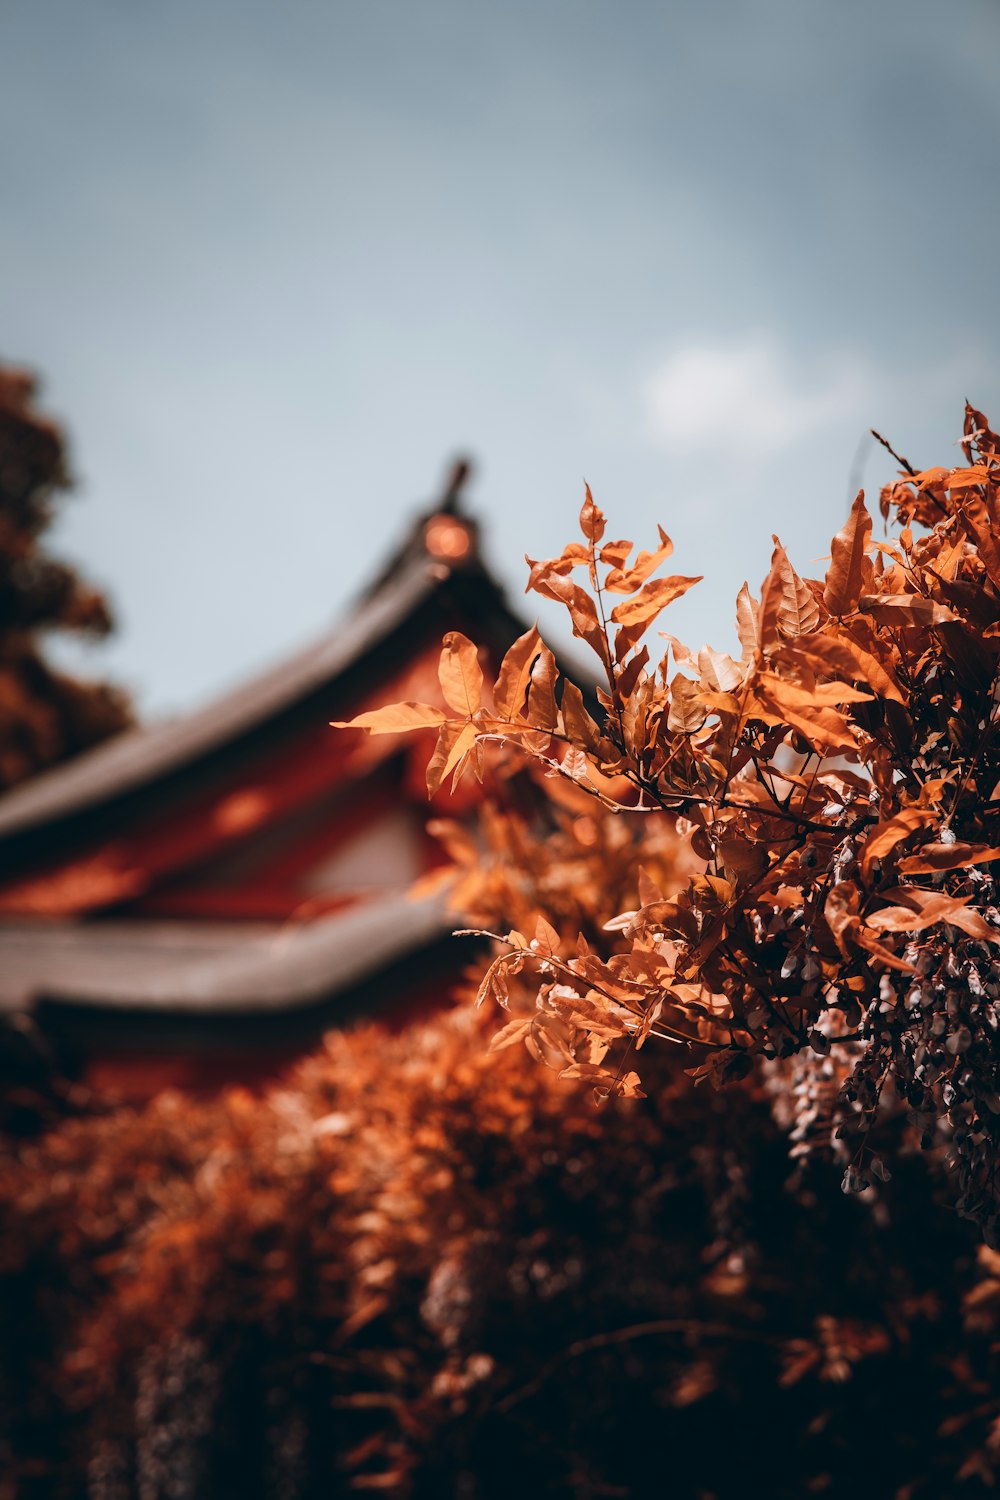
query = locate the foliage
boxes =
[342,407,1000,1240]
[8,400,1000,1497]
[0,363,131,790]
[2,1004,999,1499]
[0,363,133,1133]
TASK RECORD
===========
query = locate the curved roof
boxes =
[0,892,453,1014]
[0,553,445,842]
[0,496,574,1025]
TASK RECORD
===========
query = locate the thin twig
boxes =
[870,429,917,478]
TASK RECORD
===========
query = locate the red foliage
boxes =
[1,1005,999,1498]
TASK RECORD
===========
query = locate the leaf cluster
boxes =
[343,408,1000,1239]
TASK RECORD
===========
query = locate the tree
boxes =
[342,406,1000,1242]
[0,364,132,1136]
[0,363,131,791]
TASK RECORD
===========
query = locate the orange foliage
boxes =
[344,408,1000,1241]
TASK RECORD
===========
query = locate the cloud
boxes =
[643,338,869,457]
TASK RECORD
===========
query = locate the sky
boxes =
[1,0,998,715]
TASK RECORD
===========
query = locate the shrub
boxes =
[345,406,1000,1241]
[2,1000,999,1498]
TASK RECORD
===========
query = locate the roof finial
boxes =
[438,455,473,514]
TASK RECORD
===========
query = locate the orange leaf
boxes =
[948,465,992,491]
[560,745,591,783]
[897,842,1000,875]
[579,483,606,544]
[426,719,479,796]
[604,525,674,594]
[533,914,561,954]
[697,645,742,693]
[777,704,857,755]
[867,891,996,941]
[667,674,707,734]
[611,574,701,657]
[907,466,950,489]
[599,538,633,568]
[735,582,761,659]
[613,1071,647,1099]
[823,883,913,969]
[959,495,1000,590]
[492,626,543,718]
[758,538,821,645]
[756,671,873,712]
[825,881,861,957]
[611,574,701,628]
[753,677,859,755]
[524,544,592,592]
[438,632,483,717]
[332,702,446,734]
[857,595,958,626]
[637,865,664,905]
[528,645,560,731]
[860,808,937,877]
[854,928,917,973]
[476,952,512,1008]
[559,678,601,749]
[528,570,610,665]
[558,1062,617,1084]
[777,631,904,705]
[489,1016,533,1052]
[823,490,872,616]
[616,645,650,701]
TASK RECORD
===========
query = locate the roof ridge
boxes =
[0,533,464,842]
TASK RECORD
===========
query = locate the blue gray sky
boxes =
[2,0,997,713]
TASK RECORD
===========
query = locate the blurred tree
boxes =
[0,363,131,791]
[0,364,132,1135]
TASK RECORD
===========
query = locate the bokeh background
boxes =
[1,0,997,713]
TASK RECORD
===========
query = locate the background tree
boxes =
[0,363,132,1135]
[0,363,131,791]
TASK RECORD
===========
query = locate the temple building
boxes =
[0,472,539,1097]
